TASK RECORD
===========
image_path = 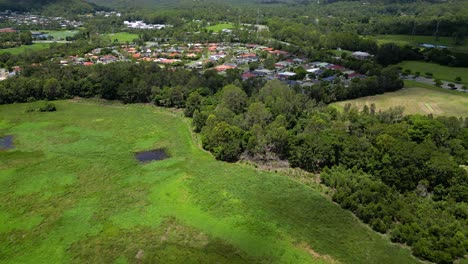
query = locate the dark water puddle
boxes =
[0,135,14,150]
[135,149,169,163]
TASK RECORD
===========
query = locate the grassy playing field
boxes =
[0,100,419,263]
[395,61,468,85]
[332,81,468,117]
[44,30,78,40]
[206,23,234,32]
[0,43,51,55]
[367,34,468,54]
[104,32,140,43]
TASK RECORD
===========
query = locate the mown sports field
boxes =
[396,61,468,85]
[0,100,419,263]
[366,34,468,54]
[206,23,234,32]
[332,81,468,117]
[103,32,140,43]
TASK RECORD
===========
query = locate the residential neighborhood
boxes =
[0,37,367,89]
[0,10,83,28]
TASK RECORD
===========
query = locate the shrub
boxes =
[39,102,57,112]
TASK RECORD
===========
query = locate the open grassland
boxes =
[103,32,139,43]
[332,82,468,117]
[396,61,468,85]
[367,34,468,54]
[0,100,419,263]
[206,23,234,32]
[0,43,51,55]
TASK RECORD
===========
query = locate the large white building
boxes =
[123,21,167,30]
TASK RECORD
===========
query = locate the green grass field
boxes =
[0,43,51,55]
[332,81,468,117]
[45,30,78,40]
[104,32,140,43]
[395,61,468,85]
[0,100,419,263]
[367,34,468,54]
[206,23,234,32]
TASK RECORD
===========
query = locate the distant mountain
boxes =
[0,0,100,14]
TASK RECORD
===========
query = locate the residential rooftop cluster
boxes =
[0,38,369,88]
[0,11,83,28]
[94,11,122,17]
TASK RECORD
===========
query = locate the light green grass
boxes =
[44,30,78,40]
[0,100,420,263]
[206,23,234,32]
[0,43,51,55]
[396,61,468,85]
[367,34,468,54]
[332,83,468,117]
[328,49,353,56]
[104,32,139,43]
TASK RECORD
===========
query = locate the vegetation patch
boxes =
[0,100,418,264]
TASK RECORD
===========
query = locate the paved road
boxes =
[402,75,467,93]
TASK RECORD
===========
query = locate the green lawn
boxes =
[395,61,468,85]
[0,43,51,55]
[366,34,468,54]
[206,23,234,32]
[104,32,140,43]
[328,49,353,56]
[0,100,419,263]
[44,30,78,40]
[332,82,468,117]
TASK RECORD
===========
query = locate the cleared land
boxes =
[206,23,234,32]
[104,32,139,42]
[332,82,468,117]
[0,100,419,263]
[396,61,468,85]
[0,43,51,55]
[367,34,468,54]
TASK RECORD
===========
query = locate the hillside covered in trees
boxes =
[0,0,100,14]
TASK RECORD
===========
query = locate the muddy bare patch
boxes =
[0,135,14,150]
[135,149,169,163]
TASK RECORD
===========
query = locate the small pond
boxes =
[0,135,14,150]
[135,149,169,163]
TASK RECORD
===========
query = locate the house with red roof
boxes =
[215,64,237,72]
